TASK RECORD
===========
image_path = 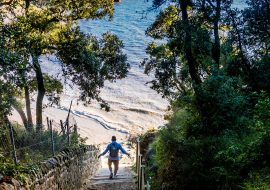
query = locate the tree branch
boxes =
[205,0,215,8]
[0,0,14,7]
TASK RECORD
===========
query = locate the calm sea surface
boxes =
[80,0,246,67]
[80,0,158,66]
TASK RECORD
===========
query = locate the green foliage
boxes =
[148,108,204,190]
[143,2,216,99]
[69,128,87,148]
[0,123,85,183]
[0,132,39,184]
[243,0,270,57]
[0,0,128,128]
[249,56,270,93]
[56,27,128,109]
[0,46,20,122]
[29,74,63,94]
[243,169,270,190]
[197,74,250,135]
[0,160,34,183]
[11,124,84,162]
[146,69,270,190]
[0,82,15,117]
[148,98,252,189]
[29,74,63,106]
[143,0,270,189]
[146,5,178,39]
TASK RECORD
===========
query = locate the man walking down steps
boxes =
[98,136,131,179]
[86,136,135,190]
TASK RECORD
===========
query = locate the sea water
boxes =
[80,0,160,67]
[80,0,247,67]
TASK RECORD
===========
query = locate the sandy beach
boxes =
[9,58,168,145]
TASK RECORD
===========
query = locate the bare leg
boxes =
[113,160,119,176]
[108,159,113,178]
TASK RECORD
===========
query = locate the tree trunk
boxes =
[179,0,211,125]
[24,85,33,130]
[228,10,250,73]
[13,103,28,131]
[212,0,221,67]
[25,0,30,9]
[179,1,202,85]
[32,55,45,131]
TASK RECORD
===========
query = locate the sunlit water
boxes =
[80,0,159,67]
[80,0,247,67]
[35,0,248,144]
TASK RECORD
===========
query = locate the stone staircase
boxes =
[86,163,136,190]
[85,143,136,190]
[88,174,135,190]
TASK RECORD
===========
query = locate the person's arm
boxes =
[118,144,130,157]
[98,144,110,158]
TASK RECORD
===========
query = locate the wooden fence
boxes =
[136,137,151,190]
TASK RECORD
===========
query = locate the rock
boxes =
[0,146,100,189]
[11,179,21,190]
[0,182,14,190]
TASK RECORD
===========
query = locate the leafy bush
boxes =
[0,123,85,182]
[146,89,270,190]
[0,149,39,183]
[243,168,270,190]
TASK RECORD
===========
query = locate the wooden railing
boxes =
[136,138,151,190]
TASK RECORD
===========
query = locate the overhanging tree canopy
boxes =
[0,0,129,130]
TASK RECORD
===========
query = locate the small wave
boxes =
[123,107,163,116]
[55,105,129,135]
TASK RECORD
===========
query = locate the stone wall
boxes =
[0,145,100,190]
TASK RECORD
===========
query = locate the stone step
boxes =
[92,177,130,181]
[85,148,136,190]
[91,176,131,181]
[87,181,135,190]
[87,175,136,190]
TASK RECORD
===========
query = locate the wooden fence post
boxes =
[60,100,73,145]
[46,117,50,131]
[74,124,78,134]
[67,123,70,146]
[49,120,55,156]
[136,138,140,175]
[60,120,65,136]
[136,137,150,190]
[8,123,18,165]
[141,165,145,190]
[138,154,143,190]
[146,181,151,190]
